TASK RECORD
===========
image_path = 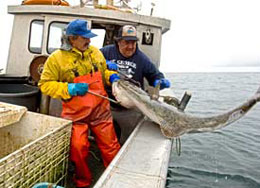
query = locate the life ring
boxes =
[22,0,70,6]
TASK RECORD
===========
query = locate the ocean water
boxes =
[164,72,260,188]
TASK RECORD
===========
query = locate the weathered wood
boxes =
[0,102,27,128]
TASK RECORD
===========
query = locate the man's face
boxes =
[118,39,137,58]
[70,36,90,52]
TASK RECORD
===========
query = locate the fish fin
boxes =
[161,95,180,108]
[147,86,160,100]
[160,126,175,138]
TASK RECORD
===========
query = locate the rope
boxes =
[89,150,101,161]
[172,137,181,156]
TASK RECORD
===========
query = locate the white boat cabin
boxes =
[2,2,172,188]
[6,4,170,79]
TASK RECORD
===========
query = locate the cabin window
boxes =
[48,22,67,54]
[47,22,106,53]
[90,29,106,48]
[29,20,44,54]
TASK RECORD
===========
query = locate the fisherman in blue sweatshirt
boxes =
[100,25,170,89]
[100,25,171,144]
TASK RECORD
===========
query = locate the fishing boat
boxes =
[0,1,173,187]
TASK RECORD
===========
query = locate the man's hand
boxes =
[109,74,120,84]
[106,60,118,71]
[68,83,89,96]
[153,78,171,90]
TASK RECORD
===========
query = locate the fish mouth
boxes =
[117,80,147,96]
[112,80,136,108]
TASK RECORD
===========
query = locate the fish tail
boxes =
[256,86,260,102]
[257,86,260,94]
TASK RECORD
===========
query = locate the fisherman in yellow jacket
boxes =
[38,19,120,188]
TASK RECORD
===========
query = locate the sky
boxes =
[0,0,260,72]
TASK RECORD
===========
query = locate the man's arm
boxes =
[38,54,71,100]
[141,52,170,89]
[141,53,164,85]
[91,46,119,86]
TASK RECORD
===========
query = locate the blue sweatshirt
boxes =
[100,44,164,88]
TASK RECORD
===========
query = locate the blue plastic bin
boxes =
[32,182,64,188]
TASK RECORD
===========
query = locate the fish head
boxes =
[112,80,136,108]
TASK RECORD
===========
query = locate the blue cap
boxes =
[66,19,97,38]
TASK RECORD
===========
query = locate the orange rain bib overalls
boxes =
[61,71,120,187]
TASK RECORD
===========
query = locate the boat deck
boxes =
[94,117,172,188]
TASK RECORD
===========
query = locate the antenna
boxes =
[150,1,155,16]
[80,0,93,7]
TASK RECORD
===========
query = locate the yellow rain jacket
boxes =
[38,46,116,100]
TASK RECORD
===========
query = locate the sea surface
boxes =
[164,72,260,188]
